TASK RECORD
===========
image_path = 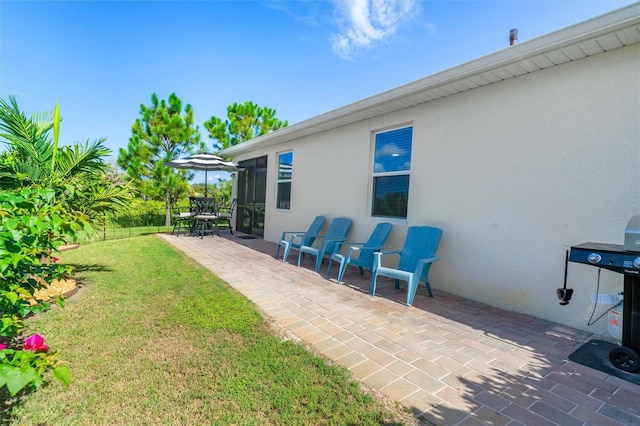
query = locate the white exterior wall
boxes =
[232,44,640,335]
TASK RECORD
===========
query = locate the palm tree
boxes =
[0,96,132,220]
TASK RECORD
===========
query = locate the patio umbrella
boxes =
[165,152,242,197]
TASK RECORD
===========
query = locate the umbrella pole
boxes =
[204,170,208,197]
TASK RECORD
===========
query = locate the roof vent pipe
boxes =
[509,28,518,46]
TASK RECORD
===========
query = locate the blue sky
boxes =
[0,0,634,183]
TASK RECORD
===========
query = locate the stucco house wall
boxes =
[223,6,640,335]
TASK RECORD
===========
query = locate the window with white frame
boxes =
[372,127,412,218]
[277,151,293,209]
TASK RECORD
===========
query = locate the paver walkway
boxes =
[160,233,640,426]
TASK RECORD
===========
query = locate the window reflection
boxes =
[278,152,293,180]
[277,151,293,210]
[374,127,412,173]
[372,127,412,219]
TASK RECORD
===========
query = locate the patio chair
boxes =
[192,197,220,238]
[171,200,195,236]
[216,198,236,235]
[371,226,442,306]
[326,222,393,283]
[297,217,353,272]
[276,215,326,262]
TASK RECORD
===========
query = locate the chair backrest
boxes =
[217,198,237,217]
[356,222,393,266]
[322,217,353,254]
[170,201,182,216]
[397,226,443,274]
[193,197,217,215]
[301,215,326,247]
[228,198,237,214]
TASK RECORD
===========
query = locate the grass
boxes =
[78,222,231,243]
[5,236,413,425]
[78,225,174,242]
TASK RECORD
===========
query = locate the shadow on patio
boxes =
[161,232,640,426]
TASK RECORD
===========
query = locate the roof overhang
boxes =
[220,3,640,157]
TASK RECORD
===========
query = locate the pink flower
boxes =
[52,257,59,264]
[23,334,49,352]
[0,343,6,351]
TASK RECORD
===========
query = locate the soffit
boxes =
[221,4,640,157]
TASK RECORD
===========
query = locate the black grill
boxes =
[569,241,640,374]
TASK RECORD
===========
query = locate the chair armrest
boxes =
[376,250,402,257]
[338,241,365,249]
[415,256,440,277]
[418,256,440,265]
[344,243,367,258]
[301,234,326,247]
[334,240,364,254]
[324,238,346,243]
[373,250,402,269]
[288,233,306,244]
[280,231,305,240]
[323,238,347,250]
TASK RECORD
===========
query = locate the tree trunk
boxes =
[165,192,171,227]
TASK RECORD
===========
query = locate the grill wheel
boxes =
[609,346,640,373]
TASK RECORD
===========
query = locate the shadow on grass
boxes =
[0,387,38,426]
[66,263,113,274]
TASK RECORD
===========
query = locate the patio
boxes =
[161,233,640,426]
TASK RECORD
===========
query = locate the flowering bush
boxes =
[0,189,86,396]
[23,334,49,352]
[0,334,70,396]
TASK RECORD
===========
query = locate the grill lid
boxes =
[624,216,640,252]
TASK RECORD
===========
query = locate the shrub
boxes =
[108,199,166,228]
[0,188,84,396]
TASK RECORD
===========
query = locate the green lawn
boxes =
[5,236,414,425]
[78,225,173,242]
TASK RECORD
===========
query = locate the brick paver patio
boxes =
[160,233,640,426]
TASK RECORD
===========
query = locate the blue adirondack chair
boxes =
[276,215,326,262]
[297,218,353,272]
[371,226,443,306]
[326,222,393,283]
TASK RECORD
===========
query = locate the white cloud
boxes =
[10,90,30,98]
[374,143,409,172]
[424,22,437,34]
[331,0,417,60]
[378,142,408,157]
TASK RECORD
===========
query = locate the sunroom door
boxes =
[236,156,267,237]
